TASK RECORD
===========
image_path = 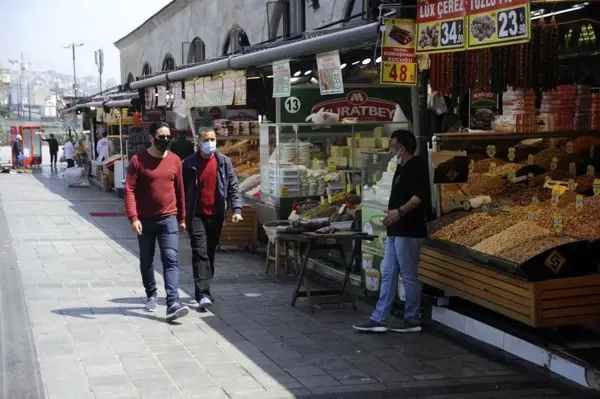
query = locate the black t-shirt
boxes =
[386,155,430,238]
[47,138,59,153]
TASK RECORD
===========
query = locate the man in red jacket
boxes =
[124,122,189,322]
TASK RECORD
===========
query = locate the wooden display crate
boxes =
[420,247,600,328]
[219,205,258,247]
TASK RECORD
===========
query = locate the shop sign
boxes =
[144,87,154,110]
[469,90,498,130]
[106,108,133,126]
[0,69,11,85]
[195,78,206,107]
[316,51,344,95]
[221,72,235,106]
[310,90,398,122]
[171,81,183,108]
[205,75,223,107]
[272,60,292,98]
[232,70,247,106]
[381,18,418,86]
[416,0,467,54]
[466,0,531,49]
[184,79,195,107]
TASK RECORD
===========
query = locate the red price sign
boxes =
[380,18,417,86]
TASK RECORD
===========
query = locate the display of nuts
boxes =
[472,221,551,256]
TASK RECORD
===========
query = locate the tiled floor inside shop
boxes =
[0,164,597,398]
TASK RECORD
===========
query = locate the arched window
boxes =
[162,54,176,71]
[187,38,206,64]
[345,0,370,22]
[126,73,134,85]
[141,63,152,76]
[222,26,250,55]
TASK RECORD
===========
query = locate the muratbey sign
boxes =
[311,91,399,121]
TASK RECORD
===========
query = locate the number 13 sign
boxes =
[380,18,418,86]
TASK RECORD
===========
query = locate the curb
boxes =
[432,306,599,390]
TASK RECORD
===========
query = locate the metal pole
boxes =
[72,44,77,96]
[119,110,125,183]
[27,82,31,121]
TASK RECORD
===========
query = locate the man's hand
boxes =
[131,220,143,235]
[232,213,243,223]
[179,222,187,233]
[382,209,400,227]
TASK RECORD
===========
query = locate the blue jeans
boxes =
[371,236,423,325]
[137,215,180,307]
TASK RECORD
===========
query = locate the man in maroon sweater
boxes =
[182,127,242,310]
[124,122,189,322]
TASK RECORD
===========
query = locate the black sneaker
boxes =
[166,302,189,322]
[388,321,422,333]
[144,296,158,312]
[352,320,387,333]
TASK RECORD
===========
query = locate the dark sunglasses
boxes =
[155,135,171,141]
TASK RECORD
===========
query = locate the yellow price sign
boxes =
[594,179,600,197]
[355,132,361,139]
[466,0,531,50]
[280,186,289,197]
[507,168,516,183]
[486,145,496,158]
[327,194,332,204]
[507,147,516,162]
[346,184,352,194]
[327,160,336,171]
[488,162,497,174]
[380,18,417,86]
[553,214,564,234]
[576,195,584,212]
[356,185,361,196]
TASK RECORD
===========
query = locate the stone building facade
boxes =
[114,0,372,84]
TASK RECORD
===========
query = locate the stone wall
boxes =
[115,0,361,83]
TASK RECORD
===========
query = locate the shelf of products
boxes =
[258,122,399,203]
[423,131,600,328]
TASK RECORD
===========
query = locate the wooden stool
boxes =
[265,238,297,276]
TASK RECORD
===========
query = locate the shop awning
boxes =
[130,21,380,90]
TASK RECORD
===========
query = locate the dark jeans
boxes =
[67,159,75,168]
[189,214,224,301]
[50,152,57,164]
[137,215,180,307]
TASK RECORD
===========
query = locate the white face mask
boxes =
[201,141,216,155]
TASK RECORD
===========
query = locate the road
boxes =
[0,166,596,398]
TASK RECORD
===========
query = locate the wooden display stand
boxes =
[420,247,600,328]
[219,205,259,247]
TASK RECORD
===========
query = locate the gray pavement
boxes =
[0,164,596,399]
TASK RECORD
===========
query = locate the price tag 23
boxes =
[594,179,600,196]
[553,215,564,235]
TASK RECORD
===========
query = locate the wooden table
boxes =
[277,231,376,311]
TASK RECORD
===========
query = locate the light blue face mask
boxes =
[201,141,216,155]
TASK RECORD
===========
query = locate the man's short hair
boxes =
[102,132,108,137]
[197,127,215,137]
[148,122,170,137]
[390,130,417,154]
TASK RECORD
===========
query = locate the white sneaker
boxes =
[199,297,213,309]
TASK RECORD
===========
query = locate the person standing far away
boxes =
[64,138,75,168]
[353,130,429,333]
[124,122,190,322]
[169,130,195,161]
[96,132,110,162]
[12,134,23,169]
[182,127,243,310]
[41,133,59,168]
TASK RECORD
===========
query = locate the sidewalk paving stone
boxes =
[0,168,598,399]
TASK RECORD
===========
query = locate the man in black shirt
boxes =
[354,130,429,333]
[169,131,195,160]
[41,134,59,168]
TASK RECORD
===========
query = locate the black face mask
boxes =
[153,138,170,152]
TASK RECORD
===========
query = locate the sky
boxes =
[0,0,172,81]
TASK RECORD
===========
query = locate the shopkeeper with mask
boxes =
[124,121,189,322]
[182,127,243,311]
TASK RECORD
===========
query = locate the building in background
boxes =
[114,0,373,83]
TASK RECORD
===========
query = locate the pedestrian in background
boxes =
[12,134,23,169]
[182,127,242,310]
[353,130,429,333]
[64,138,75,168]
[96,132,110,162]
[169,130,194,160]
[41,133,59,168]
[124,121,189,322]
